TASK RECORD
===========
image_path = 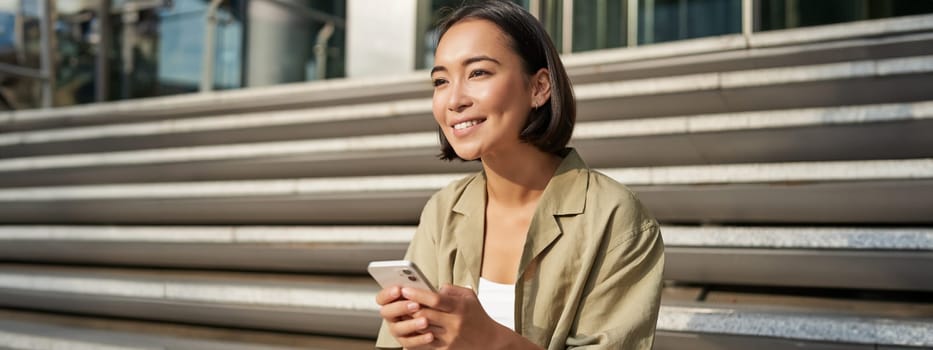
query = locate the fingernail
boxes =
[418,318,427,327]
[407,302,419,311]
[390,287,400,298]
[401,288,411,298]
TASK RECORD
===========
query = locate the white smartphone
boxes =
[367,260,437,292]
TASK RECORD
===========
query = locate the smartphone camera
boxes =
[400,269,417,281]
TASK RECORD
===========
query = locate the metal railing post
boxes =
[742,0,754,45]
[561,0,573,53]
[120,8,137,100]
[627,0,638,47]
[595,0,607,49]
[644,0,654,44]
[97,0,112,102]
[14,3,26,64]
[38,0,57,108]
[201,0,225,92]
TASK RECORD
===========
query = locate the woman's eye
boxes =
[469,70,489,78]
[432,78,447,87]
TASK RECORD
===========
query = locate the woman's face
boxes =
[431,19,537,161]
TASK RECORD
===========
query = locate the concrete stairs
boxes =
[1,13,932,350]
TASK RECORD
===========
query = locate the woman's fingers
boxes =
[388,316,431,339]
[401,287,448,311]
[375,286,401,306]
[380,295,432,347]
[397,330,435,348]
[411,307,453,331]
[379,300,420,321]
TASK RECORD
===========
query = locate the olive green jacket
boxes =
[376,149,664,349]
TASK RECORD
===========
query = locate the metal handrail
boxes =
[0,0,171,106]
[314,22,336,80]
[0,62,45,80]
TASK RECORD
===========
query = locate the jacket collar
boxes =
[450,148,590,288]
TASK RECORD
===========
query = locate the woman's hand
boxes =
[402,285,542,350]
[375,286,435,349]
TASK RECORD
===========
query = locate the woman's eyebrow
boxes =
[431,55,501,76]
[463,55,500,66]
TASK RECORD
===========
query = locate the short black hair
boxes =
[435,0,576,161]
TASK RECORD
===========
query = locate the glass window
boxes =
[157,0,244,94]
[538,0,563,52]
[299,0,346,81]
[243,0,345,87]
[759,0,933,31]
[0,0,248,103]
[0,0,107,108]
[638,0,741,45]
[416,0,528,70]
[572,0,628,52]
[0,0,44,109]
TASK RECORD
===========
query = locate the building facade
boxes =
[0,0,931,110]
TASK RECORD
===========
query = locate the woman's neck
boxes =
[481,144,562,208]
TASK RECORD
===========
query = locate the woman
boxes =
[375,2,664,349]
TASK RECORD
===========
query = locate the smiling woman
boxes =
[430,8,575,162]
[374,2,664,350]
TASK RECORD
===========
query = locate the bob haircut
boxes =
[435,1,576,161]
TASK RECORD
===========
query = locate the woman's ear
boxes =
[531,68,551,108]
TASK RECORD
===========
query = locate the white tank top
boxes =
[477,277,516,330]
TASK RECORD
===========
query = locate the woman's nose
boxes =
[446,82,472,113]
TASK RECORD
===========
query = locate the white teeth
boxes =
[453,120,481,130]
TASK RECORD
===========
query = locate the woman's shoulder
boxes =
[585,169,659,238]
[586,169,640,202]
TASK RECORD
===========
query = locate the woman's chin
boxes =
[453,149,482,161]
[456,154,482,161]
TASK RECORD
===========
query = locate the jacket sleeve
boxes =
[375,194,442,349]
[564,220,665,349]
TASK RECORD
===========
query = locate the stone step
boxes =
[0,264,379,338]
[661,226,933,291]
[0,265,928,348]
[0,159,929,224]
[3,13,931,132]
[655,305,932,350]
[0,309,373,350]
[0,225,929,291]
[0,101,931,187]
[0,225,412,274]
[566,26,933,84]
[3,54,932,159]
